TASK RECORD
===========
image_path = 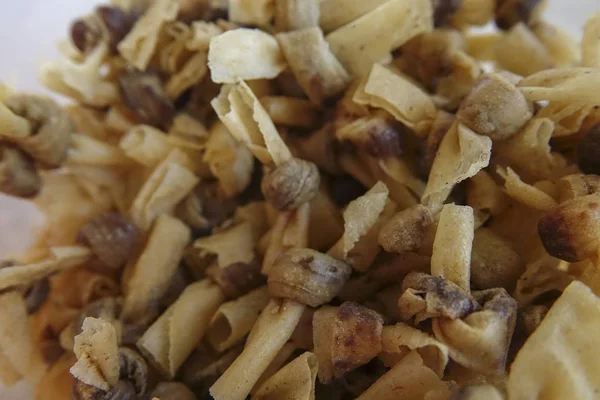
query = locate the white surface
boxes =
[0,0,598,399]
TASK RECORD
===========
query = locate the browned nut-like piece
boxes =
[78,213,140,269]
[0,146,41,198]
[313,302,384,383]
[71,6,135,54]
[150,382,197,400]
[433,0,463,27]
[175,182,237,235]
[557,174,600,203]
[538,194,600,262]
[577,123,600,175]
[5,94,73,166]
[268,248,352,307]
[261,158,321,211]
[180,345,243,393]
[471,228,524,290]
[119,347,149,398]
[457,72,533,141]
[206,259,265,299]
[378,204,434,253]
[72,379,136,400]
[337,114,404,158]
[495,0,545,30]
[119,70,175,128]
[398,272,480,323]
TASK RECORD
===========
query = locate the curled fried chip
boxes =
[194,222,257,269]
[186,21,223,52]
[204,121,254,197]
[325,0,433,77]
[497,167,558,211]
[120,125,173,167]
[275,0,319,32]
[117,0,179,70]
[276,27,350,105]
[537,102,594,139]
[165,51,208,99]
[70,317,119,390]
[129,148,199,231]
[253,352,318,400]
[212,81,292,166]
[433,288,518,375]
[39,44,118,107]
[517,68,600,105]
[513,254,573,306]
[67,133,129,167]
[532,21,579,67]
[508,281,600,400]
[422,122,492,207]
[260,96,320,128]
[318,0,387,33]
[380,323,449,377]
[0,246,90,291]
[229,0,274,26]
[353,64,436,136]
[495,23,554,77]
[208,29,286,84]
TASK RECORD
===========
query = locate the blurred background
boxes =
[0,0,598,398]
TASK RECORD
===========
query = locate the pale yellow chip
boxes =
[318,0,387,33]
[0,246,90,291]
[117,0,179,70]
[517,68,600,105]
[275,0,319,32]
[260,96,320,128]
[582,11,600,68]
[228,0,274,26]
[509,281,600,400]
[70,317,120,391]
[498,166,558,211]
[186,21,224,52]
[208,29,286,84]
[165,51,208,99]
[211,81,292,166]
[353,64,436,136]
[67,133,130,167]
[422,122,492,208]
[253,352,318,400]
[194,222,257,268]
[276,27,350,105]
[532,22,579,68]
[325,0,432,77]
[495,23,554,77]
[39,44,118,107]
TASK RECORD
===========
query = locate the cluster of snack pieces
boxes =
[0,0,599,399]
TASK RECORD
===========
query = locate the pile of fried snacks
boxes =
[0,0,600,399]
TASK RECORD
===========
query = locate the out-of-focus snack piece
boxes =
[121,214,190,321]
[398,272,479,323]
[313,302,383,383]
[577,123,600,175]
[77,212,139,270]
[517,68,600,105]
[212,81,292,166]
[119,125,174,168]
[582,11,600,68]
[325,0,432,77]
[378,204,434,254]
[380,323,449,377]
[275,0,319,32]
[471,228,524,290]
[537,194,600,262]
[318,0,387,33]
[2,94,73,167]
[432,0,463,27]
[210,299,305,400]
[457,72,532,141]
[204,121,255,197]
[209,29,286,84]
[431,204,474,291]
[508,281,600,400]
[253,352,318,400]
[137,279,224,378]
[451,0,495,28]
[422,122,491,207]
[117,0,179,70]
[150,381,197,400]
[180,345,243,394]
[205,259,265,299]
[207,286,269,351]
[531,22,578,67]
[556,174,600,203]
[261,158,321,211]
[354,64,436,136]
[117,347,149,398]
[260,96,321,128]
[335,111,403,159]
[119,70,175,129]
[357,351,450,400]
[433,288,518,375]
[70,317,119,391]
[70,5,136,54]
[276,27,350,105]
[466,170,507,220]
[513,254,573,306]
[452,384,504,400]
[0,146,41,198]
[495,0,546,30]
[268,248,351,307]
[495,23,554,76]
[228,0,274,26]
